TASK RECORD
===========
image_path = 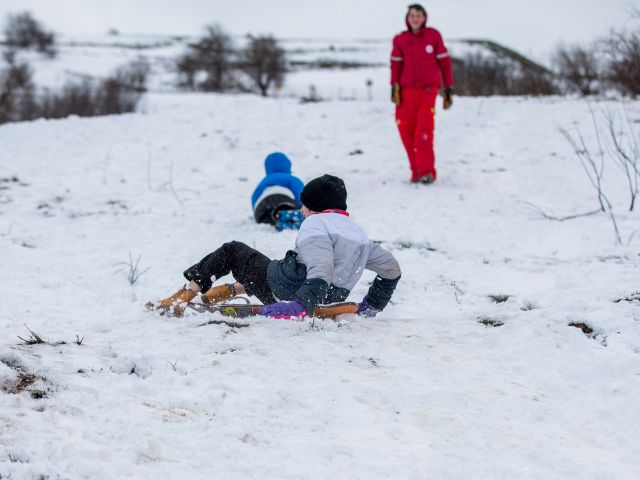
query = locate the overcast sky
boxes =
[0,0,637,62]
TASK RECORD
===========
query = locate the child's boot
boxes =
[201,284,235,305]
[146,288,196,316]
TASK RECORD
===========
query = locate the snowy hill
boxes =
[5,32,552,100]
[1,88,640,477]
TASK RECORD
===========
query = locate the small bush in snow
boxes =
[604,27,640,97]
[0,50,37,123]
[453,52,558,96]
[0,57,146,123]
[240,35,287,96]
[114,57,150,93]
[552,42,602,95]
[3,11,56,57]
[177,24,235,92]
[114,252,150,286]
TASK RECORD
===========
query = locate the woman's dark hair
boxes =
[407,3,427,16]
[405,3,428,30]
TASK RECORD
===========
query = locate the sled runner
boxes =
[187,301,358,319]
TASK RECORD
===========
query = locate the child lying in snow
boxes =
[150,174,401,319]
[251,152,305,231]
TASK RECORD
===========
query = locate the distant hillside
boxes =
[453,38,552,74]
[448,38,557,96]
[1,32,558,97]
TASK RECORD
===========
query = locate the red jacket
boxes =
[390,27,453,88]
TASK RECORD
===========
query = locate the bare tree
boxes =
[3,11,56,57]
[605,28,640,96]
[0,51,37,123]
[177,25,234,92]
[114,57,150,93]
[552,43,601,95]
[240,35,286,96]
[176,54,199,90]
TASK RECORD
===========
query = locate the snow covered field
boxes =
[1,92,640,479]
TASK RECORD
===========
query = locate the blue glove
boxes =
[258,301,307,319]
[356,297,380,317]
[276,209,304,231]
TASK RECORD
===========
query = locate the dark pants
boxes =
[183,241,276,304]
[254,193,298,225]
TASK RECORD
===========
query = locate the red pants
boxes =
[395,86,438,182]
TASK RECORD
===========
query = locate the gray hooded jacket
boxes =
[266,211,401,312]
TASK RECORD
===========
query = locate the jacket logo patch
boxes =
[425,44,434,54]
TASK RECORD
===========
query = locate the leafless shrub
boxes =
[513,67,558,96]
[113,57,150,93]
[0,55,145,123]
[525,102,637,244]
[17,324,45,345]
[38,77,140,119]
[453,55,507,96]
[603,107,639,210]
[0,50,37,123]
[612,291,640,303]
[477,314,503,327]
[552,42,602,95]
[3,11,56,57]
[38,59,146,120]
[605,28,640,96]
[560,127,622,243]
[454,53,558,96]
[39,81,95,118]
[240,35,286,96]
[168,358,180,371]
[558,102,628,244]
[176,53,200,90]
[177,24,235,91]
[97,75,141,114]
[114,252,150,285]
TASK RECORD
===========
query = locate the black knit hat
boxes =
[300,174,347,212]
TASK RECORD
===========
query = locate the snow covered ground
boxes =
[1,92,640,479]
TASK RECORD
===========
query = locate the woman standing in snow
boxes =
[391,3,454,184]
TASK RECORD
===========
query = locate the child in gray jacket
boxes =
[149,174,401,319]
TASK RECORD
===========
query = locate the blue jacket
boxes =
[251,152,304,207]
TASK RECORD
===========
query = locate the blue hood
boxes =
[264,152,291,174]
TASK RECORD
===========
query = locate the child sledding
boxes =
[148,174,401,319]
[251,152,305,231]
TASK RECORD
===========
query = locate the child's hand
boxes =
[356,297,380,317]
